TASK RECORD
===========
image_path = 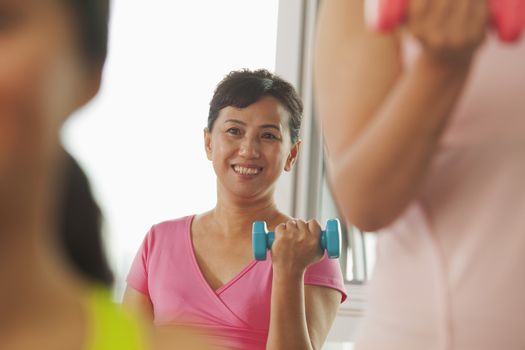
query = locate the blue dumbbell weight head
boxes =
[252,221,270,260]
[252,219,341,261]
[322,219,341,259]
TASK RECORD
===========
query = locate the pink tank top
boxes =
[355,35,525,350]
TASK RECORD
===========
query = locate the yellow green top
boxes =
[86,287,146,350]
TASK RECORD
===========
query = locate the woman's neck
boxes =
[210,191,286,239]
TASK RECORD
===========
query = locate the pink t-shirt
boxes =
[355,36,525,349]
[127,215,347,350]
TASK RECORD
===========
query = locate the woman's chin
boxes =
[226,185,271,202]
[218,176,276,201]
[232,189,263,200]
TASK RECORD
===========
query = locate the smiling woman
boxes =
[123,69,347,350]
[205,70,302,201]
[208,98,292,199]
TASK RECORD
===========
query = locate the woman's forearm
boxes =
[327,53,472,231]
[315,0,480,231]
[266,269,314,350]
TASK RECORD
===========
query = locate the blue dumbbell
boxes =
[252,219,341,261]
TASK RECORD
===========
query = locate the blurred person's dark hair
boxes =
[67,0,110,68]
[58,152,113,286]
[54,0,113,285]
[55,0,112,285]
[208,69,303,143]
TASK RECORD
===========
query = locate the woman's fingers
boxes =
[271,219,324,270]
[307,220,322,238]
[410,0,429,23]
[280,219,321,239]
[448,0,472,48]
[295,219,308,236]
[406,0,487,61]
[275,222,287,235]
[431,0,453,29]
[466,0,488,48]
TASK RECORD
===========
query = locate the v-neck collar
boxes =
[186,215,258,327]
[186,215,257,292]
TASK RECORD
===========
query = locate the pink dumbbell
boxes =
[365,0,525,43]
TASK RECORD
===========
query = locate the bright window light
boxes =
[62,0,279,299]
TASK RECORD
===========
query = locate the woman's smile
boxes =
[231,164,263,176]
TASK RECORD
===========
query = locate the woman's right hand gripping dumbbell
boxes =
[271,219,325,275]
[406,0,489,64]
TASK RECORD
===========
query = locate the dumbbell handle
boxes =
[252,219,341,261]
[263,230,331,251]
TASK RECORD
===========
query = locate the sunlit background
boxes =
[62,0,279,299]
[62,1,370,346]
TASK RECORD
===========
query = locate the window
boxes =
[62,0,279,299]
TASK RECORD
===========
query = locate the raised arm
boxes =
[267,273,340,350]
[314,0,487,231]
[266,219,341,350]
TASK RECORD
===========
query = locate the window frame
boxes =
[274,0,375,286]
[274,1,373,341]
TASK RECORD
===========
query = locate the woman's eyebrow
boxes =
[259,124,281,131]
[224,119,246,125]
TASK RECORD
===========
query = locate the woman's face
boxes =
[0,0,99,189]
[205,95,300,201]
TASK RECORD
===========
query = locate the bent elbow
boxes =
[327,160,407,232]
[346,206,397,232]
[334,191,404,232]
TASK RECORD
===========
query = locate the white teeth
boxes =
[234,165,260,175]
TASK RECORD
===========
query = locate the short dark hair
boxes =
[58,152,113,286]
[67,0,110,68]
[208,69,303,144]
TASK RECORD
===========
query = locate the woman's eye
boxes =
[226,127,241,135]
[262,133,279,140]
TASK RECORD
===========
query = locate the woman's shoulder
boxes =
[148,215,195,237]
[136,215,196,257]
[137,215,195,251]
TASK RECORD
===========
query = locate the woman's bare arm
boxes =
[315,0,486,231]
[265,220,341,350]
[266,270,341,350]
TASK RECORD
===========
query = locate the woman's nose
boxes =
[239,138,260,159]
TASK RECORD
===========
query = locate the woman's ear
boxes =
[284,140,301,172]
[204,128,212,160]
